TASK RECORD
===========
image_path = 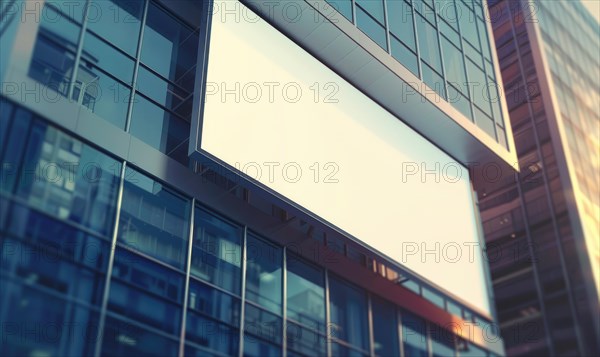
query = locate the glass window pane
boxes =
[4,206,109,304]
[466,59,492,116]
[448,84,472,120]
[456,0,479,49]
[441,36,467,91]
[0,108,32,194]
[401,311,428,357]
[28,7,80,97]
[286,321,327,356]
[325,0,353,21]
[416,14,442,72]
[191,208,242,294]
[244,303,282,345]
[82,31,135,84]
[186,281,240,355]
[15,122,121,236]
[286,255,325,332]
[331,342,369,357]
[141,2,199,91]
[329,276,369,350]
[101,316,179,356]
[422,62,446,99]
[388,0,416,50]
[129,95,190,165]
[118,168,190,269]
[137,65,193,119]
[430,324,456,357]
[74,63,131,129]
[356,0,384,24]
[372,297,400,357]
[188,280,240,325]
[86,0,143,55]
[0,281,99,357]
[46,0,88,23]
[243,335,281,357]
[108,248,184,335]
[356,5,388,50]
[245,235,282,313]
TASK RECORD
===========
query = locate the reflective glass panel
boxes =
[286,255,325,332]
[191,208,242,294]
[245,235,282,313]
[372,296,400,357]
[118,168,190,269]
[329,276,369,350]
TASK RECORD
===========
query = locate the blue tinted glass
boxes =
[414,0,436,23]
[286,321,327,356]
[447,84,473,120]
[391,35,419,76]
[86,0,143,55]
[331,342,369,357]
[243,335,281,357]
[82,31,135,84]
[372,297,400,357]
[141,2,198,91]
[29,24,77,97]
[188,280,240,325]
[118,168,190,268]
[466,59,492,116]
[473,105,496,139]
[416,14,442,72]
[15,122,121,236]
[329,277,369,349]
[3,206,108,305]
[388,0,416,49]
[191,208,242,294]
[101,316,179,357]
[430,324,456,357]
[39,5,81,44]
[437,0,458,28]
[46,0,87,23]
[0,99,13,156]
[402,311,428,357]
[137,65,193,119]
[422,62,446,99]
[356,6,388,50]
[478,18,492,61]
[0,281,99,357]
[286,256,325,332]
[129,95,190,164]
[442,36,467,90]
[456,0,479,49]
[244,303,282,345]
[186,313,239,356]
[109,248,184,334]
[0,109,32,193]
[245,235,282,313]
[325,0,353,21]
[356,0,385,23]
[73,63,131,129]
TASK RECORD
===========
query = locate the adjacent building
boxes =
[478,0,599,355]
[1,1,517,356]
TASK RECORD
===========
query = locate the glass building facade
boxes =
[478,0,599,355]
[325,0,509,148]
[1,0,513,356]
[0,99,502,356]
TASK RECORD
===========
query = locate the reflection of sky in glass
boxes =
[202,4,491,314]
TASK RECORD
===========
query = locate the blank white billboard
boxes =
[200,1,491,314]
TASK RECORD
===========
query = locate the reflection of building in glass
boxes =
[478,0,599,355]
[1,1,517,356]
